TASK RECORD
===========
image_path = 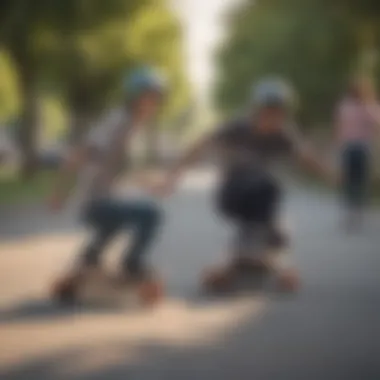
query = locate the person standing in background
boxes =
[335,76,380,230]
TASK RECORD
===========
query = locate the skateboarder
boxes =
[48,66,167,302]
[156,78,336,292]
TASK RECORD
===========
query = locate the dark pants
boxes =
[217,170,287,249]
[80,197,163,275]
[342,143,370,208]
[217,170,281,224]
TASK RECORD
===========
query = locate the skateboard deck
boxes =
[202,263,278,296]
[52,270,163,308]
[231,267,276,293]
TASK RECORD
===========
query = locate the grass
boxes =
[0,168,57,206]
[0,165,163,207]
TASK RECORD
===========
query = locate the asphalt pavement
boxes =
[1,170,380,380]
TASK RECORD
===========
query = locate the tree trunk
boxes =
[17,63,39,180]
[66,80,94,145]
[356,22,377,77]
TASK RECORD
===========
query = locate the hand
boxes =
[147,177,177,198]
[277,268,300,293]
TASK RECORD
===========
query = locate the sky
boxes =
[171,0,241,103]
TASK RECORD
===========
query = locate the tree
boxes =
[0,1,51,177]
[41,0,190,147]
[0,0,189,174]
[0,51,19,124]
[215,0,357,127]
[124,0,190,164]
[0,0,152,177]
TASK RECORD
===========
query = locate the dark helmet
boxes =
[123,66,167,102]
[250,77,297,112]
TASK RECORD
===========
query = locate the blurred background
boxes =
[1,0,380,200]
[1,1,380,379]
[0,0,195,201]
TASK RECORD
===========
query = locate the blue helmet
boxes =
[250,78,297,112]
[123,66,167,101]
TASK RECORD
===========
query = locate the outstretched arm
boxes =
[158,132,217,194]
[48,143,90,211]
[298,145,335,183]
[288,125,336,185]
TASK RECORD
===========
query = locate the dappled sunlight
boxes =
[2,0,380,376]
[0,295,267,372]
[0,216,268,376]
[0,232,85,305]
[57,344,140,378]
[0,232,83,257]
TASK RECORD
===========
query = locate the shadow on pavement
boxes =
[1,291,379,380]
[0,298,270,380]
[0,286,274,325]
[0,339,240,380]
[0,299,132,324]
[2,175,380,379]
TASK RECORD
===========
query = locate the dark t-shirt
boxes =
[211,117,303,181]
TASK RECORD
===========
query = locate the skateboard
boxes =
[51,268,164,307]
[202,257,298,294]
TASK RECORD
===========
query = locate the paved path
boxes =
[1,171,380,380]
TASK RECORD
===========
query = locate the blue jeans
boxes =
[342,143,370,208]
[80,197,163,275]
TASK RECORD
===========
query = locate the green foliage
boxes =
[126,0,190,122]
[323,0,380,21]
[325,0,380,79]
[215,0,358,126]
[0,51,19,123]
[0,168,56,205]
[40,0,190,133]
[0,0,189,146]
[40,96,68,142]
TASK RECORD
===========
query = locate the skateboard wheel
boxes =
[51,277,79,304]
[233,258,269,274]
[276,271,300,293]
[138,280,163,306]
[202,269,234,293]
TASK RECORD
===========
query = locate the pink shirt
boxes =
[336,98,380,146]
